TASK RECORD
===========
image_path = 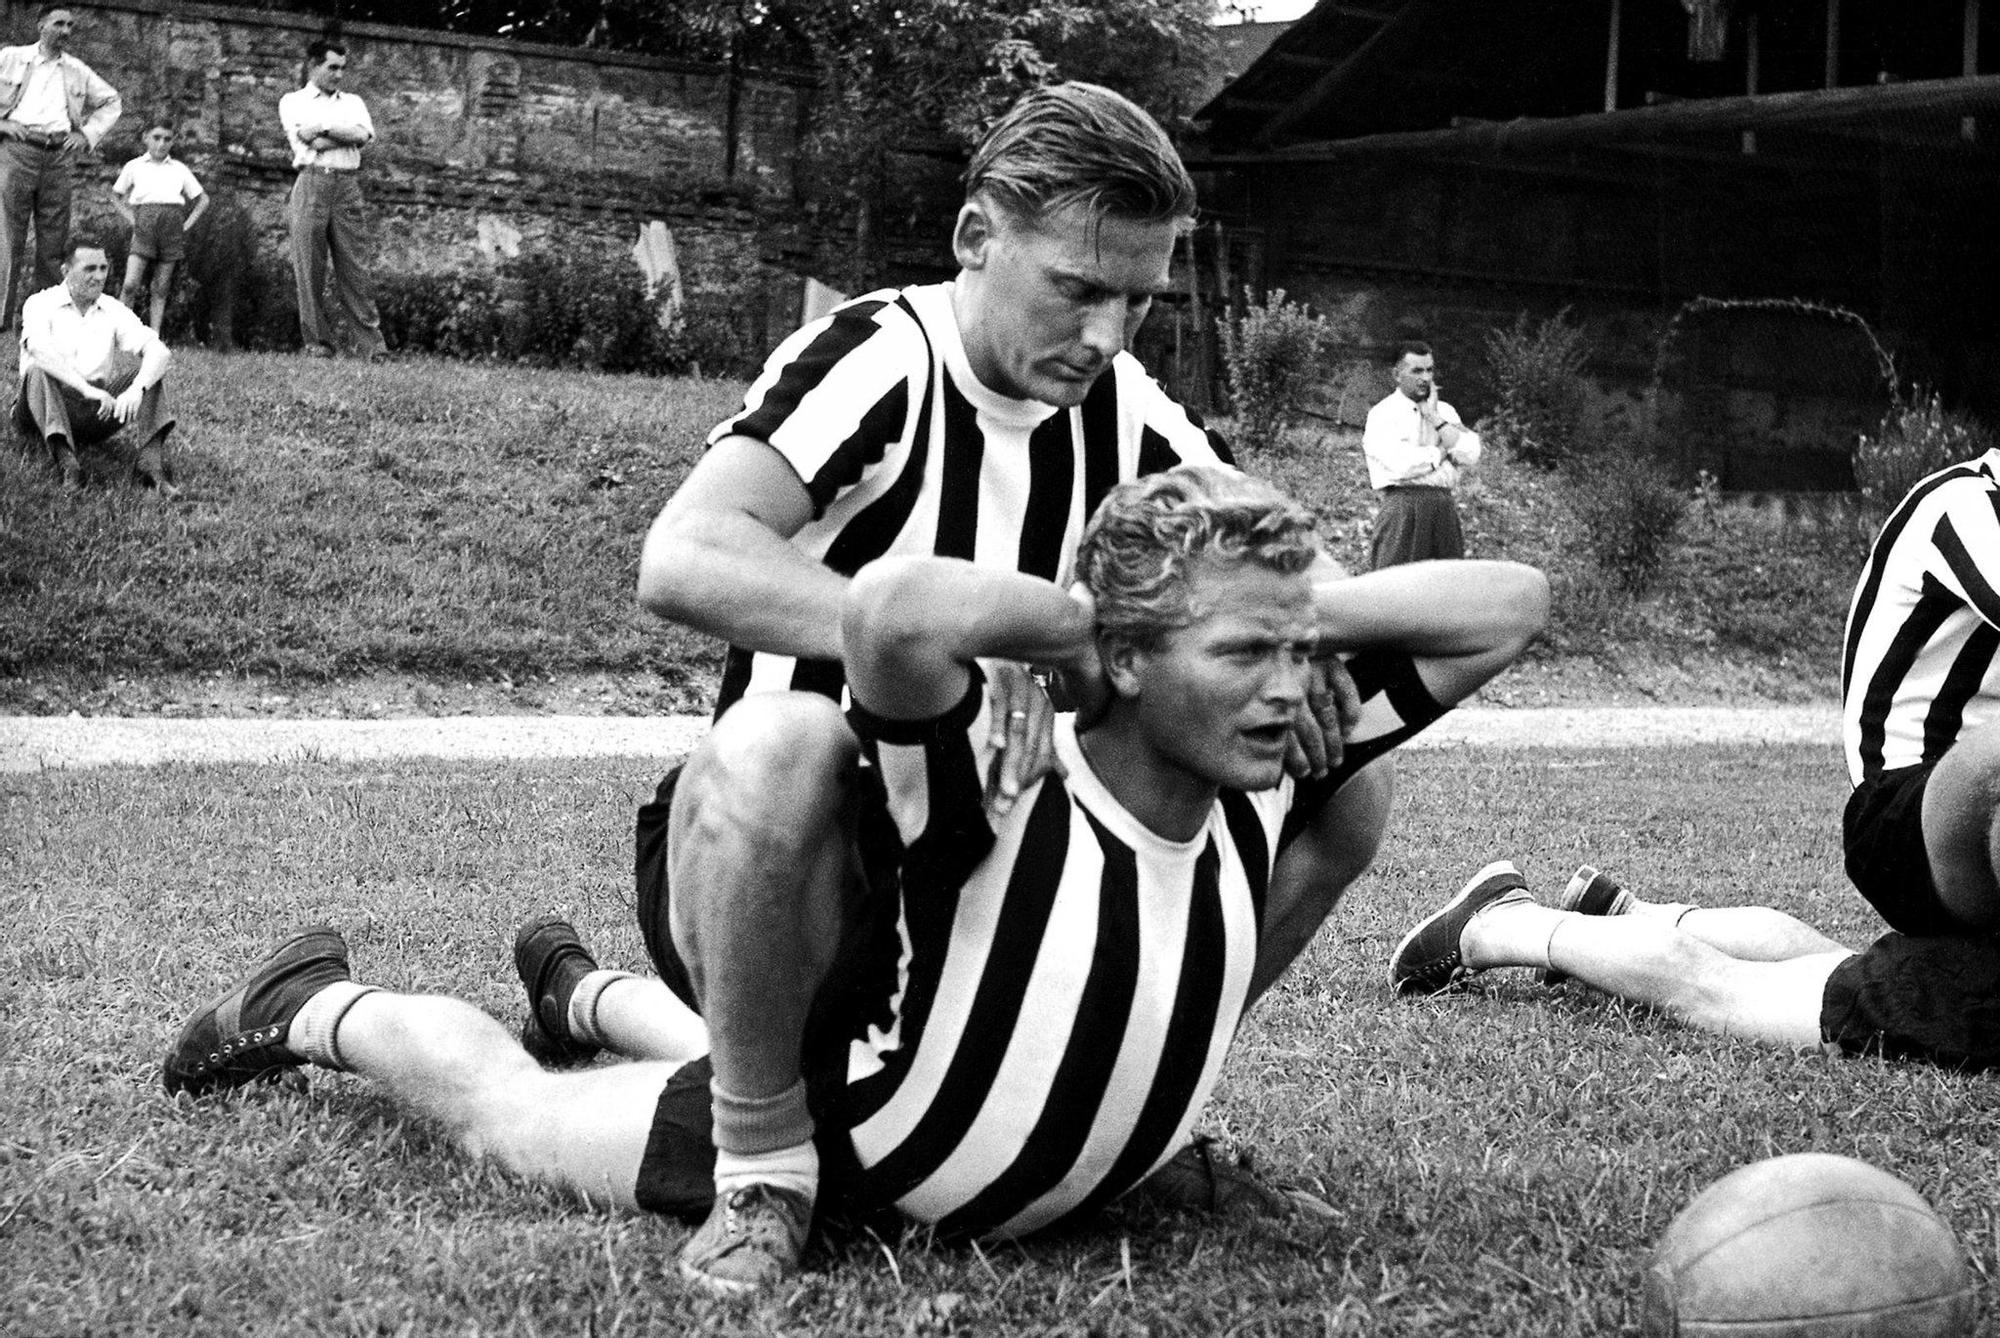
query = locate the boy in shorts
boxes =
[111,122,208,331]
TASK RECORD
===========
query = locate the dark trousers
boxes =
[15,356,174,466]
[288,169,385,355]
[1370,486,1465,569]
[0,139,75,328]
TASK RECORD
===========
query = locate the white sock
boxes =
[713,1140,820,1208]
[566,969,638,1047]
[287,980,379,1070]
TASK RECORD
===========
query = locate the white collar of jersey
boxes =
[1052,716,1210,856]
[922,282,1063,432]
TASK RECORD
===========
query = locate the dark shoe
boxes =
[678,1183,813,1296]
[134,441,181,500]
[1390,860,1533,996]
[1544,865,1633,985]
[514,914,602,1067]
[163,928,351,1095]
[1119,1135,1330,1221]
[52,440,81,490]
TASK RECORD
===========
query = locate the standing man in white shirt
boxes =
[1361,340,1482,568]
[0,5,120,329]
[14,238,175,494]
[278,38,386,360]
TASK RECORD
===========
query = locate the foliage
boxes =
[1215,287,1340,449]
[1481,308,1592,471]
[790,0,1219,289]
[375,269,509,361]
[1852,389,1997,513]
[369,235,764,377]
[1558,445,1693,596]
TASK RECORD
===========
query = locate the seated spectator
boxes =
[14,238,176,494]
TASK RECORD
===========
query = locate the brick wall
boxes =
[12,0,814,344]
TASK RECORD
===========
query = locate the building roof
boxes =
[1196,0,2000,174]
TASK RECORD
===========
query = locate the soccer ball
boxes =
[1640,1153,1974,1337]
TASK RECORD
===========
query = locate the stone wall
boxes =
[16,0,815,348]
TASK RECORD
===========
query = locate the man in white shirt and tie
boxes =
[15,238,175,494]
[278,38,386,360]
[1361,340,1482,569]
[0,5,120,328]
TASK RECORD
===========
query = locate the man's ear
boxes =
[1100,631,1146,700]
[952,199,998,273]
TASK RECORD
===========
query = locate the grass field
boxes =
[9,742,1997,1335]
[1,348,1871,713]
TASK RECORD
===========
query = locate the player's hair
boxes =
[306,38,348,68]
[964,82,1196,229]
[1078,466,1319,648]
[1393,339,1434,365]
[38,5,72,22]
[145,118,175,136]
[64,237,106,265]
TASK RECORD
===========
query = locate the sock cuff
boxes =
[296,980,379,1070]
[712,1078,815,1156]
[567,969,638,1048]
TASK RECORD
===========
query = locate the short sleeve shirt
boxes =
[705,281,1232,713]
[114,156,203,207]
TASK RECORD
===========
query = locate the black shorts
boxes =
[1821,932,2000,1070]
[1844,764,1961,935]
[130,202,186,262]
[633,1055,719,1223]
[631,759,908,1219]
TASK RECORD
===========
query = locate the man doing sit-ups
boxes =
[164,467,1548,1294]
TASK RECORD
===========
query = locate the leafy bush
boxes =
[1852,390,1996,512]
[1216,288,1338,448]
[1560,445,1691,595]
[504,239,683,374]
[375,270,509,360]
[1482,308,1591,470]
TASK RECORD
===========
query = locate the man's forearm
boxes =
[638,510,849,661]
[133,342,169,391]
[1312,560,1548,656]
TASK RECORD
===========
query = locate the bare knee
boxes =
[684,693,858,835]
[1922,730,2000,929]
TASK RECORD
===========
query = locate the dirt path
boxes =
[0,705,1839,773]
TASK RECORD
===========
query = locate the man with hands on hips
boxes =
[0,5,120,327]
[1362,339,1482,569]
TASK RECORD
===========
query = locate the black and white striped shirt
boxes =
[1843,450,2000,785]
[835,654,1443,1238]
[706,283,1231,713]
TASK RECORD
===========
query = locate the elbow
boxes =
[841,558,930,665]
[635,520,700,622]
[1502,564,1552,648]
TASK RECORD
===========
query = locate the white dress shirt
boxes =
[1362,390,1482,490]
[278,84,374,170]
[20,284,158,382]
[7,50,66,132]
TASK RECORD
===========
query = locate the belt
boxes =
[11,128,68,149]
[299,164,356,174]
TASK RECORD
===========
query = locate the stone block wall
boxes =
[16,0,814,347]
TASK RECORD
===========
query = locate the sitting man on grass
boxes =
[1390,860,2000,1070]
[164,466,1549,1295]
[13,238,175,494]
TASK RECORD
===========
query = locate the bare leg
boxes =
[1921,719,2000,931]
[1252,760,1394,1003]
[120,254,148,317]
[331,990,680,1210]
[1631,900,1849,960]
[1464,904,1850,1048]
[149,259,177,331]
[668,692,856,1104]
[593,975,709,1063]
